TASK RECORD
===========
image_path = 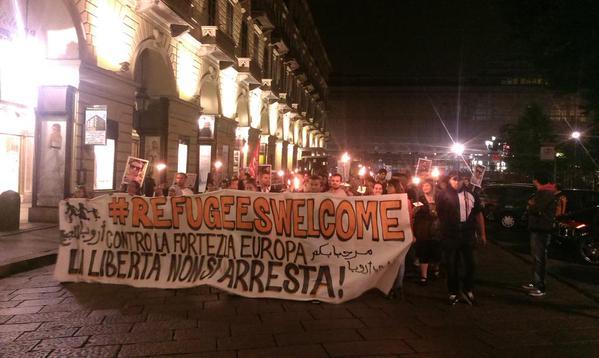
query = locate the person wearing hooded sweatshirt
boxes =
[436,171,486,306]
[522,171,557,297]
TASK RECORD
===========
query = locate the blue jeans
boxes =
[530,232,551,291]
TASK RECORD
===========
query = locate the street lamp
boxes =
[451,142,465,156]
[571,131,581,140]
[341,152,350,163]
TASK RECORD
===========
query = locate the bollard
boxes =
[0,190,20,231]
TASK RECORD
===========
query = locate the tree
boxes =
[502,103,555,176]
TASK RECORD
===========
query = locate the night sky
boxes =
[308,0,525,83]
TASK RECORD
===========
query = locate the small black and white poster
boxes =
[85,105,107,145]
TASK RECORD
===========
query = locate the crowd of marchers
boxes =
[70,166,560,306]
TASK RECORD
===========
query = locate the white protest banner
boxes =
[54,191,412,303]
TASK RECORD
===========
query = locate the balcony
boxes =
[199,26,236,62]
[136,0,195,27]
[236,58,262,85]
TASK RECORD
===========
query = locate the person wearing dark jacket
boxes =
[522,172,556,297]
[436,171,486,305]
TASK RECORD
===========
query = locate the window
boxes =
[240,21,248,56]
[226,2,234,35]
[253,33,260,61]
[263,46,271,76]
[94,139,115,190]
[178,140,188,173]
[208,0,217,26]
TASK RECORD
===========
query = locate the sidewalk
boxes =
[0,224,60,278]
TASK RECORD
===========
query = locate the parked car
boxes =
[553,190,599,265]
[479,183,535,229]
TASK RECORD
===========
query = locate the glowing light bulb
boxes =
[451,142,465,155]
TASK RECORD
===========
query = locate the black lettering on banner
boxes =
[234,259,250,290]
[299,265,317,294]
[217,259,235,288]
[88,249,99,276]
[249,259,265,292]
[310,266,335,298]
[128,251,141,279]
[266,261,283,292]
[117,251,127,278]
[68,249,83,274]
[283,263,300,293]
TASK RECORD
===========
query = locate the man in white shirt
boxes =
[436,171,486,306]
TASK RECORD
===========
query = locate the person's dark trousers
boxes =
[530,231,550,292]
[444,232,476,295]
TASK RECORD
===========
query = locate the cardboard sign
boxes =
[54,192,413,303]
[470,164,486,188]
[121,156,149,187]
[415,158,432,177]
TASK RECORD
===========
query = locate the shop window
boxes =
[178,139,189,173]
[93,119,118,190]
[94,139,115,190]
[198,145,212,193]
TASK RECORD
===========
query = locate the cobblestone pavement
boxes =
[1,240,598,357]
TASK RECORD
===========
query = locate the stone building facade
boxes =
[0,0,330,222]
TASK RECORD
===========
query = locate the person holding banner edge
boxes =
[436,171,487,306]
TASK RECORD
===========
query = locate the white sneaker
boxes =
[528,289,546,297]
[521,283,536,290]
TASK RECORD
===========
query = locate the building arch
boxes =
[132,42,177,97]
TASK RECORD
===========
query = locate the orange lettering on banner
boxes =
[253,197,272,234]
[186,197,203,230]
[220,195,235,229]
[150,197,172,228]
[305,199,320,237]
[204,196,222,229]
[318,199,335,239]
[236,196,253,231]
[292,199,307,238]
[170,196,187,229]
[380,200,404,241]
[335,200,356,241]
[131,197,152,228]
[270,199,293,237]
[356,201,379,240]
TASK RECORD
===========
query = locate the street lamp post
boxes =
[340,152,351,182]
[450,142,465,171]
[214,160,223,187]
[571,131,581,187]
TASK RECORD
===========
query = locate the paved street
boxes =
[493,226,599,301]
[1,231,599,358]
